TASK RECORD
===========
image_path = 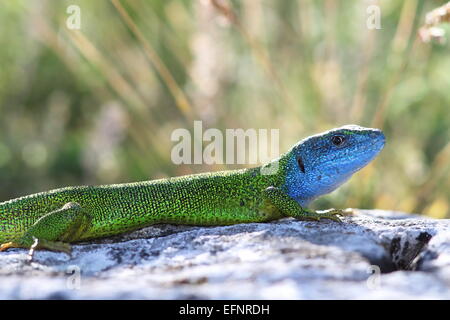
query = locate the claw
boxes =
[316,208,344,222]
[317,208,340,215]
[325,215,342,222]
[317,214,342,222]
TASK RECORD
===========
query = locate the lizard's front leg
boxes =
[263,186,345,222]
[0,202,92,257]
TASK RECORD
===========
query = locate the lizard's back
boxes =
[0,167,281,243]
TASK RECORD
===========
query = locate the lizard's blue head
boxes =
[282,125,385,206]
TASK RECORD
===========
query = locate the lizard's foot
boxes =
[26,238,72,262]
[0,242,19,252]
[0,239,71,254]
[309,208,348,222]
[262,186,348,223]
[35,239,72,255]
[8,201,89,257]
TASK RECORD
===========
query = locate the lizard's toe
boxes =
[319,215,342,223]
[0,242,17,252]
[328,215,343,222]
[315,209,343,222]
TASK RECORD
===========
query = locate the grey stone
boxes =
[0,209,449,299]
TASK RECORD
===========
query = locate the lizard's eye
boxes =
[331,135,346,146]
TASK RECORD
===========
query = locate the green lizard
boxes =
[0,125,385,254]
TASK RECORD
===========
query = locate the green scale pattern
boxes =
[0,165,285,244]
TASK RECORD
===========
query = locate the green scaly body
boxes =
[0,167,284,244]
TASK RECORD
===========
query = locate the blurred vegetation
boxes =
[0,0,449,217]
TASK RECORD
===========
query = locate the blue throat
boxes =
[283,154,353,207]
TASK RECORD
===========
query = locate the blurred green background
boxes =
[0,0,449,217]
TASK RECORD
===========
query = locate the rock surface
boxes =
[0,209,449,299]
